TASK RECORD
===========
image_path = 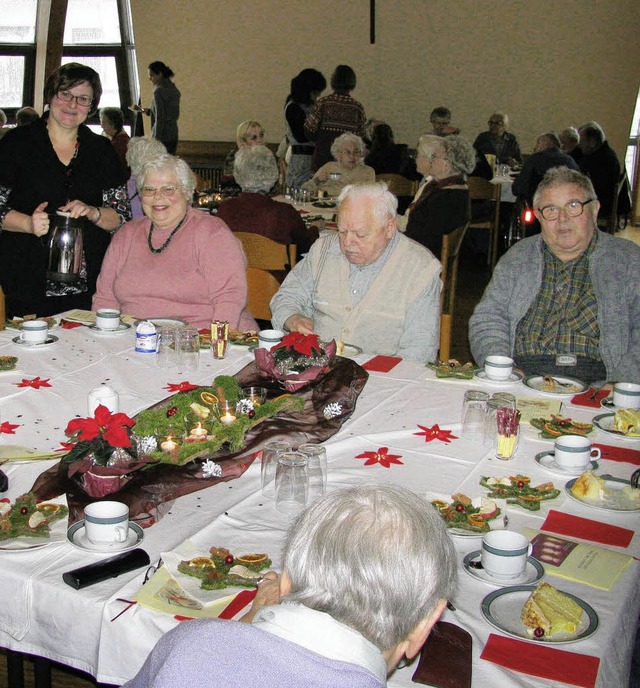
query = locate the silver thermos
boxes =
[46,211,85,283]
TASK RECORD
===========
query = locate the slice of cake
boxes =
[614,409,640,437]
[571,471,607,500]
[521,582,584,637]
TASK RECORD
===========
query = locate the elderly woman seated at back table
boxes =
[93,153,257,330]
[302,132,375,197]
[216,145,318,258]
[403,134,475,257]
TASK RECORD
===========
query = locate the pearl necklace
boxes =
[147,213,188,254]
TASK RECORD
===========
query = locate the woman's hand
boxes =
[316,170,328,183]
[285,314,315,335]
[238,571,281,624]
[30,202,50,237]
[60,200,101,224]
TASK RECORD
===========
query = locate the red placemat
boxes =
[481,634,600,688]
[570,388,610,408]
[362,355,402,373]
[542,509,634,548]
[593,443,640,466]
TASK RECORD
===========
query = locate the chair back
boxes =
[438,222,469,361]
[234,232,296,271]
[375,173,418,198]
[597,169,628,234]
[245,267,282,321]
[467,176,501,269]
[0,285,5,331]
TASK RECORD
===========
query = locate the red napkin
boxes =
[218,589,256,619]
[481,634,600,688]
[542,509,634,548]
[570,388,610,408]
[325,221,337,229]
[362,355,402,373]
[593,443,640,466]
[61,319,83,329]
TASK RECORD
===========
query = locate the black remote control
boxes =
[62,548,150,589]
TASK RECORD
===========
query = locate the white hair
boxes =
[533,166,596,208]
[282,484,457,651]
[337,182,398,223]
[330,132,366,160]
[138,153,196,200]
[233,145,278,193]
[126,136,167,178]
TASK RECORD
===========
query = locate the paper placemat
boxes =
[362,355,402,373]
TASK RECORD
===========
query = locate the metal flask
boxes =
[46,211,85,282]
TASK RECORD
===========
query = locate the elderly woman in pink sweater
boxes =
[93,154,257,330]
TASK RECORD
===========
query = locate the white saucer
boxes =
[600,397,629,411]
[534,451,598,477]
[67,520,144,553]
[474,369,524,385]
[89,323,131,335]
[463,551,544,586]
[12,335,59,349]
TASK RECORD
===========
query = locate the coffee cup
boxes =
[484,355,514,381]
[481,530,531,579]
[613,382,640,410]
[84,501,129,544]
[19,320,49,344]
[258,329,285,350]
[95,308,121,331]
[553,434,601,471]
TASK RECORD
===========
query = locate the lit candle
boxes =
[161,437,178,452]
[220,411,236,426]
[189,423,208,439]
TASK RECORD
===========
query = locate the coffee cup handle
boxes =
[590,448,601,460]
[527,543,533,557]
[19,332,26,341]
[114,525,128,542]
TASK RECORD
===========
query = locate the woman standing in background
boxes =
[146,61,181,154]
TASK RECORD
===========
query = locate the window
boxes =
[0,0,37,115]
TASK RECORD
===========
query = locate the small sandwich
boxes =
[521,582,584,638]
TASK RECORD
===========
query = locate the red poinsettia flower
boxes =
[164,381,200,393]
[65,404,135,448]
[414,424,458,444]
[274,332,322,357]
[355,446,404,468]
[0,421,20,435]
[15,376,51,389]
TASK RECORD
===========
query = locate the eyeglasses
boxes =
[488,119,504,125]
[537,199,595,221]
[141,185,180,197]
[338,149,360,156]
[56,90,93,108]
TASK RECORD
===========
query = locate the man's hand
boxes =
[284,314,315,335]
[29,202,50,237]
[238,571,281,624]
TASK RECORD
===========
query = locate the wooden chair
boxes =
[597,169,628,234]
[438,222,469,361]
[234,232,296,271]
[245,267,282,321]
[467,176,501,270]
[375,173,418,198]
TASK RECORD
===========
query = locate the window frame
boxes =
[0,44,37,119]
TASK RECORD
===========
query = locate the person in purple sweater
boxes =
[124,485,457,688]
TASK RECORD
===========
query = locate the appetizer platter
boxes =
[529,415,593,439]
[480,475,560,511]
[431,493,502,535]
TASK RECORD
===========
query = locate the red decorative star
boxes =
[164,382,200,392]
[414,424,458,443]
[0,421,20,435]
[355,446,404,468]
[15,376,52,389]
[56,441,76,452]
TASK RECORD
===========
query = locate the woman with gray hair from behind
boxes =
[404,134,475,256]
[123,484,457,687]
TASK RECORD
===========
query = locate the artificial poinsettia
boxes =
[164,381,200,393]
[15,376,51,389]
[0,421,20,435]
[355,446,404,468]
[63,404,137,465]
[274,332,322,357]
[414,423,458,444]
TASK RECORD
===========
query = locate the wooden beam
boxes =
[44,0,68,78]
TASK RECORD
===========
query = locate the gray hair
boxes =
[537,132,561,150]
[439,135,477,175]
[16,107,39,126]
[126,136,168,178]
[282,485,457,651]
[533,166,597,208]
[579,121,605,146]
[138,153,196,200]
[330,132,366,160]
[233,145,279,193]
[559,127,579,148]
[490,111,509,128]
[337,182,398,223]
[236,119,264,147]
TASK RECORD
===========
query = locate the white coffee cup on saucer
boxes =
[553,434,601,471]
[484,355,514,381]
[95,308,121,331]
[612,382,640,410]
[481,530,531,579]
[258,329,285,350]
[84,501,129,544]
[19,319,49,344]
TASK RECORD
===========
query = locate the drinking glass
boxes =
[461,391,489,442]
[177,327,200,371]
[275,452,308,514]
[261,439,292,497]
[156,326,179,369]
[297,443,327,500]
[483,395,517,447]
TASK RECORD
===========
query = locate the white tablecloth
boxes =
[0,321,638,687]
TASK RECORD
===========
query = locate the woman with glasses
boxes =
[93,153,257,331]
[0,62,131,318]
[302,133,374,197]
[146,61,181,155]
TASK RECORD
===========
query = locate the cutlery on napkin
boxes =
[570,387,610,408]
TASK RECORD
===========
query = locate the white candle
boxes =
[220,412,236,426]
[161,438,178,452]
[189,423,208,438]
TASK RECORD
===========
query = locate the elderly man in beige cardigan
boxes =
[270,183,442,361]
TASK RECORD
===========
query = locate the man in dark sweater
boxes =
[578,121,621,218]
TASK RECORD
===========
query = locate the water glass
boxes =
[177,326,200,371]
[297,443,327,499]
[275,452,308,514]
[261,439,292,497]
[462,391,489,442]
[156,326,179,369]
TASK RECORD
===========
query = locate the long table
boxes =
[0,321,638,687]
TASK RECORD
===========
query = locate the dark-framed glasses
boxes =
[141,185,180,197]
[537,199,595,221]
[56,90,93,108]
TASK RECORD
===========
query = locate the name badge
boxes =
[555,354,577,367]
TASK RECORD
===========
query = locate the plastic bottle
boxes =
[135,320,157,354]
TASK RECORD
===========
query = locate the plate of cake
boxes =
[523,375,586,396]
[593,410,640,441]
[565,472,640,511]
[481,582,598,644]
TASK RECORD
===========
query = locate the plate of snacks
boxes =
[426,359,476,379]
[0,493,69,551]
[523,375,586,396]
[0,355,19,373]
[481,583,598,644]
[529,415,593,439]
[480,475,560,511]
[430,493,504,537]
[229,330,259,347]
[5,316,59,331]
[593,410,640,441]
[566,472,640,511]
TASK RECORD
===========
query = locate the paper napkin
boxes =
[570,388,610,408]
[541,510,634,548]
[362,355,402,373]
[593,443,640,466]
[481,634,600,688]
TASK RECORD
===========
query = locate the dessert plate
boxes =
[523,374,586,396]
[481,585,598,644]
[565,476,640,512]
[89,323,131,335]
[463,551,544,587]
[67,520,144,553]
[474,370,524,385]
[600,397,618,410]
[593,413,640,442]
[12,335,59,349]
[145,317,187,328]
[535,451,598,477]
[339,343,363,358]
